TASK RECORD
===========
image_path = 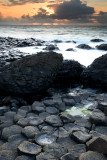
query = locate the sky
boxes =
[0,0,107,25]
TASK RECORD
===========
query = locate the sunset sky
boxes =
[0,0,107,25]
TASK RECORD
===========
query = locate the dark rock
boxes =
[0,140,4,147]
[0,52,63,95]
[52,39,62,43]
[71,131,92,143]
[22,126,40,139]
[57,136,77,150]
[0,121,14,130]
[44,44,59,50]
[91,39,104,42]
[4,111,16,120]
[26,112,38,118]
[90,109,107,125]
[63,123,76,132]
[79,151,107,160]
[60,112,75,123]
[86,136,107,154]
[97,102,107,112]
[82,54,107,91]
[43,99,66,112]
[43,143,67,159]
[8,134,27,144]
[20,105,31,112]
[45,115,63,127]
[39,112,50,120]
[63,98,75,106]
[17,41,33,47]
[60,153,74,160]
[90,130,104,138]
[104,107,107,116]
[36,152,56,160]
[96,44,107,50]
[32,101,45,113]
[66,48,74,51]
[0,134,27,151]
[35,133,56,146]
[46,107,59,114]
[0,106,10,116]
[18,141,42,155]
[41,125,56,134]
[77,44,93,49]
[69,125,88,134]
[28,117,44,126]
[94,126,107,135]
[54,60,85,88]
[58,127,69,138]
[15,155,35,160]
[17,118,29,127]
[68,144,86,160]
[0,150,17,160]
[2,125,22,140]
[74,118,91,130]
[66,41,71,43]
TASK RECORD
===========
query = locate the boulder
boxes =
[96,44,107,51]
[82,54,107,91]
[86,136,107,154]
[97,102,107,112]
[45,115,63,127]
[0,52,63,95]
[66,48,74,51]
[79,151,107,160]
[36,152,56,160]
[2,125,22,140]
[89,109,107,125]
[77,44,93,49]
[70,131,92,143]
[91,39,104,42]
[18,141,42,155]
[54,60,85,88]
[44,44,59,51]
[68,144,86,160]
[43,143,67,159]
[0,150,17,160]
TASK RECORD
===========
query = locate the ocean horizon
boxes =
[0,25,107,66]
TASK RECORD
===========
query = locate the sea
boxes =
[0,25,107,66]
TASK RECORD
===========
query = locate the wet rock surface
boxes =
[82,54,107,91]
[0,37,107,160]
[0,88,107,160]
[91,39,104,42]
[96,43,107,51]
[77,44,93,49]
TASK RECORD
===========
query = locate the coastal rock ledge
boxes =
[82,53,107,91]
[0,52,63,95]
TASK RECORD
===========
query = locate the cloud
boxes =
[48,0,95,20]
[1,0,46,6]
[96,11,107,24]
[21,0,95,24]
[1,0,106,25]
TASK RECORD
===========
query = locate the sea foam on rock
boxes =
[0,52,63,95]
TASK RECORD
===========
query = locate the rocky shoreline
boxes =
[0,37,107,160]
